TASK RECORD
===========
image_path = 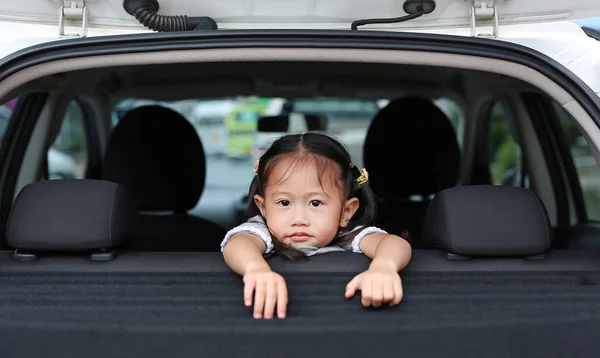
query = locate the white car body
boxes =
[0,1,598,95]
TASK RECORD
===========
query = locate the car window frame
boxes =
[47,98,102,180]
[547,98,597,223]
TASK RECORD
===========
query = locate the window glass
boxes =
[0,97,19,140]
[488,101,526,187]
[48,101,88,180]
[553,103,600,221]
[293,98,379,118]
[112,96,464,227]
[435,98,465,148]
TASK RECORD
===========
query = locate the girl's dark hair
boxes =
[244,132,378,260]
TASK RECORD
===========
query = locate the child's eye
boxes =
[309,200,322,207]
[277,200,291,207]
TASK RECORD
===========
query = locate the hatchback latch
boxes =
[58,0,88,38]
[469,0,499,38]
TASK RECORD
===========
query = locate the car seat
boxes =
[363,97,461,248]
[103,105,226,251]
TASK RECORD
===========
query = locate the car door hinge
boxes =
[468,0,499,38]
[58,0,88,38]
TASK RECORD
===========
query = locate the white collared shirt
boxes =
[220,216,386,256]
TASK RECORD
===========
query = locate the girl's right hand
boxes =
[243,268,288,319]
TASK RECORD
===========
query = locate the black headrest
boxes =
[258,114,328,132]
[6,180,137,251]
[422,185,552,258]
[363,97,460,199]
[104,105,205,212]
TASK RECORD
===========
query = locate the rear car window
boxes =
[48,100,88,180]
[0,97,18,140]
[488,101,525,187]
[553,103,600,221]
[112,96,464,227]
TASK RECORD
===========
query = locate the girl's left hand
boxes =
[345,264,403,308]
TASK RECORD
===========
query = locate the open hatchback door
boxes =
[0,0,599,35]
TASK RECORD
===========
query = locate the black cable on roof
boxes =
[351,0,435,30]
[123,0,218,32]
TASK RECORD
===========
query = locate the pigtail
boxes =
[344,165,410,243]
[352,175,378,226]
[331,164,379,247]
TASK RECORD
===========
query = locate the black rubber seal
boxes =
[1,30,598,130]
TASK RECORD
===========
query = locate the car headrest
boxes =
[257,114,328,132]
[422,185,552,258]
[103,105,206,212]
[6,180,137,252]
[363,97,460,199]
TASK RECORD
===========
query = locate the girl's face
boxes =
[254,156,359,248]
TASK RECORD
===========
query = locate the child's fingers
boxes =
[345,275,361,298]
[392,278,403,306]
[371,281,383,308]
[383,282,395,305]
[253,279,267,319]
[243,277,256,307]
[277,279,288,319]
[361,279,373,307]
[263,280,277,319]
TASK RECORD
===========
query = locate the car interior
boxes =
[1,43,600,355]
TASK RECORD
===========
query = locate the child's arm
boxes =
[222,234,288,319]
[345,233,412,308]
[360,233,412,272]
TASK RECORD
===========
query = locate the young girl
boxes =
[220,132,412,319]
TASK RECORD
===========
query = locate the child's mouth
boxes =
[289,233,311,242]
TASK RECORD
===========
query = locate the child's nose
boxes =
[291,207,309,226]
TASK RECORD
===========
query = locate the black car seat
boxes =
[363,97,461,248]
[103,105,226,251]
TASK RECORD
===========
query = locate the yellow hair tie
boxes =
[356,168,369,185]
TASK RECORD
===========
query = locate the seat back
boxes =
[104,105,225,251]
[363,97,460,247]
